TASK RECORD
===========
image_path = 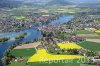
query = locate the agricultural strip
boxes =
[79,41,100,52]
[28,42,84,62]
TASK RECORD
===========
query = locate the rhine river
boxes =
[0,15,73,66]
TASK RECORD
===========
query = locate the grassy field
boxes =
[29,59,80,66]
[9,42,85,66]
[9,42,94,66]
[73,30,100,39]
[9,47,84,66]
[80,64,98,66]
[9,48,36,66]
[83,36,100,39]
[14,16,31,20]
[9,59,81,66]
[79,41,100,52]
[89,15,100,18]
[73,30,95,34]
[9,61,27,66]
[10,48,36,57]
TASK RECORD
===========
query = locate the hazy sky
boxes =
[19,0,100,3]
[70,0,100,3]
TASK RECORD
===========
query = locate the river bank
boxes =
[0,15,73,66]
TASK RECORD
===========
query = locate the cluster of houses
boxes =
[0,9,63,33]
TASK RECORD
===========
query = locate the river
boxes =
[0,15,73,66]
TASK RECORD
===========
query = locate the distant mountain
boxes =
[18,0,100,4]
[20,0,51,3]
[69,0,100,3]
[1,0,100,9]
[47,0,73,6]
[0,0,22,8]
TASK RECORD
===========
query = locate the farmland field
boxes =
[58,42,82,49]
[9,43,84,66]
[79,41,100,52]
[28,49,84,62]
[9,59,81,66]
[73,30,95,34]
[10,48,36,57]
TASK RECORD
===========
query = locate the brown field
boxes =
[86,39,100,43]
[77,34,99,37]
[97,51,100,56]
[14,42,40,49]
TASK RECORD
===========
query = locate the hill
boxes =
[0,0,22,8]
[47,0,73,6]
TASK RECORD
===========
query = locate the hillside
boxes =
[47,0,73,6]
[0,0,22,8]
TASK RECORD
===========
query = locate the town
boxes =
[0,0,100,66]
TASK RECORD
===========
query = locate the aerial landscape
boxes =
[0,0,100,66]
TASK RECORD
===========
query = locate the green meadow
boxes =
[79,41,100,52]
[9,48,85,66]
[10,48,36,57]
[73,30,95,34]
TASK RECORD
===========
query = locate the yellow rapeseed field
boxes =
[42,14,49,17]
[95,30,100,33]
[28,49,84,62]
[15,16,25,20]
[58,42,82,49]
[28,42,83,62]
